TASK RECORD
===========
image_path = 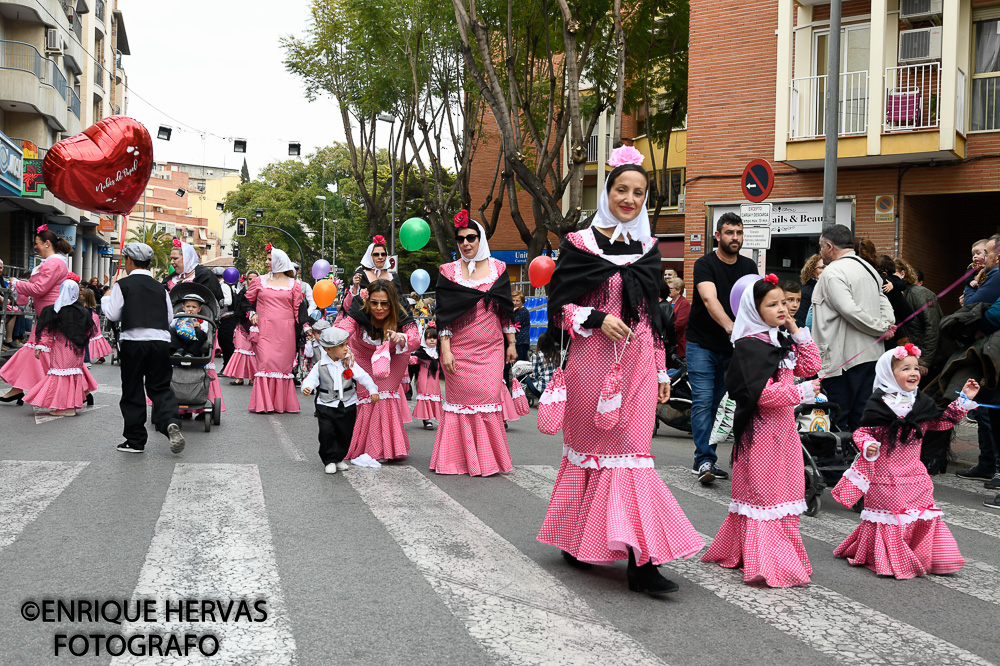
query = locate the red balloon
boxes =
[528,255,556,287]
[42,116,154,216]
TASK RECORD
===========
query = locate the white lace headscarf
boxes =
[730,276,779,346]
[179,241,200,277]
[873,348,918,416]
[53,279,79,313]
[268,248,294,279]
[458,220,491,275]
[360,241,389,279]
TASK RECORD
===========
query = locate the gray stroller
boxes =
[169,282,222,432]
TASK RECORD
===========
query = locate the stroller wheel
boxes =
[213,398,221,425]
[204,413,212,432]
[805,493,822,517]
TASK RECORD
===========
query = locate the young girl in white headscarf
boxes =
[701,274,822,587]
[24,279,98,417]
[831,344,978,579]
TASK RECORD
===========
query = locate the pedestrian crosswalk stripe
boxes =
[509,466,993,666]
[112,464,298,665]
[268,415,306,462]
[656,466,1000,608]
[0,461,87,550]
[345,466,667,666]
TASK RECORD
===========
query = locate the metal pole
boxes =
[331,219,337,272]
[822,0,842,228]
[320,198,326,260]
[390,124,396,257]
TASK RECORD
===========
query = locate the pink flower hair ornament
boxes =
[372,234,386,246]
[172,238,182,248]
[764,273,779,285]
[265,243,273,253]
[892,343,922,360]
[607,145,645,168]
[36,224,49,233]
[453,210,469,229]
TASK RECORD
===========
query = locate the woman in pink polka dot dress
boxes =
[701,275,822,587]
[430,214,517,476]
[536,158,704,596]
[831,345,975,579]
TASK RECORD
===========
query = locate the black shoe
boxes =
[562,550,592,570]
[984,495,1000,510]
[985,475,1000,490]
[0,391,24,403]
[626,548,678,595]
[116,442,145,454]
[167,423,185,454]
[85,393,94,406]
[697,462,716,484]
[709,464,729,480]
[956,465,995,481]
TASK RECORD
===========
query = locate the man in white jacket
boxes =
[812,224,894,431]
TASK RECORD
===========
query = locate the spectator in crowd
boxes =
[1,259,23,351]
[896,259,941,377]
[687,212,757,484]
[877,254,917,347]
[797,254,825,328]
[961,238,989,306]
[668,277,689,360]
[964,235,1000,307]
[812,224,894,431]
[916,269,925,287]
[511,289,531,362]
[663,268,677,282]
[779,279,802,324]
[523,332,556,401]
[657,281,677,367]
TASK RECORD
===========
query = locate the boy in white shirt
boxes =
[302,327,379,474]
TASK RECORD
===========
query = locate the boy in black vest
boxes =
[301,328,378,474]
[101,243,185,454]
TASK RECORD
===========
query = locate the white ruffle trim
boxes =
[416,393,441,402]
[791,329,813,345]
[861,506,942,526]
[512,386,525,399]
[249,326,259,333]
[401,375,410,384]
[539,386,566,405]
[254,371,294,379]
[728,498,808,520]
[90,335,105,342]
[452,259,499,287]
[443,401,503,414]
[438,328,453,337]
[503,326,517,334]
[261,277,298,291]
[234,348,256,356]
[33,345,51,352]
[48,368,83,376]
[596,393,622,414]
[358,390,400,405]
[562,444,656,470]
[657,370,670,383]
[570,306,595,337]
[843,466,871,493]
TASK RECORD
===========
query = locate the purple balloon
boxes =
[312,259,331,280]
[729,273,762,317]
[223,267,240,284]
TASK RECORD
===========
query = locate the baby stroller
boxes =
[169,282,222,432]
[654,357,692,435]
[796,399,859,516]
[102,316,121,366]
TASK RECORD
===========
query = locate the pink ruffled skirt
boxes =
[702,513,812,587]
[413,394,443,421]
[430,411,512,476]
[248,373,300,413]
[538,461,705,566]
[0,344,48,391]
[222,348,257,380]
[833,516,964,579]
[346,397,411,460]
[89,336,113,360]
[24,369,96,410]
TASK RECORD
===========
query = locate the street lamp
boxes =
[315,195,327,261]
[377,112,396,256]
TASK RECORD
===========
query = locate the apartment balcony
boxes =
[93,64,104,90]
[68,86,81,119]
[94,0,105,23]
[0,40,72,132]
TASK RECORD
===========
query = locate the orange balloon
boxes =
[313,280,338,309]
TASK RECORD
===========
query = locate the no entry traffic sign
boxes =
[742,159,774,203]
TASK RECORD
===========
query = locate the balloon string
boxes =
[817,264,979,381]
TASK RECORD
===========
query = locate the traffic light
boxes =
[236,218,247,236]
[232,241,240,259]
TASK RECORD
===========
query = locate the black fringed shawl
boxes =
[414,347,440,378]
[434,264,515,334]
[36,303,93,352]
[859,389,942,453]
[726,333,795,461]
[539,234,665,363]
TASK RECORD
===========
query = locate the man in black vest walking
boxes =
[101,243,185,454]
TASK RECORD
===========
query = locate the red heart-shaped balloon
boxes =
[42,116,154,216]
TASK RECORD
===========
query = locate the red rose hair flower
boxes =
[372,235,386,246]
[265,243,273,253]
[453,210,469,229]
[172,238,182,248]
[36,224,49,233]
[764,273,779,285]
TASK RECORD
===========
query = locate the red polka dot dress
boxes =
[222,322,258,380]
[88,311,113,360]
[430,258,514,476]
[411,353,443,422]
[701,331,822,587]
[24,322,98,410]
[537,230,704,566]
[337,317,420,461]
[831,399,967,579]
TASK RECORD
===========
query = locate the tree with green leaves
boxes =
[125,222,173,275]
[240,158,250,184]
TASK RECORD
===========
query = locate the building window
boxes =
[972,19,1000,132]
[648,168,684,209]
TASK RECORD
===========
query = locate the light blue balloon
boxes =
[410,268,431,295]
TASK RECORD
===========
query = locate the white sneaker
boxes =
[336,462,349,471]
[325,463,338,474]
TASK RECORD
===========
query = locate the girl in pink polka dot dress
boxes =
[701,275,822,587]
[536,160,704,596]
[831,345,976,579]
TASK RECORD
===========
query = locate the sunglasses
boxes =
[372,252,387,257]
[457,233,479,243]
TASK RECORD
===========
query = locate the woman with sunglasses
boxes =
[344,235,407,314]
[336,279,420,462]
[430,211,517,476]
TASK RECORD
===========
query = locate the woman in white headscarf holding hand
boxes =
[429,211,517,476]
[344,234,406,313]
[536,149,703,596]
[23,279,98,417]
[165,239,224,304]
[245,244,310,413]
[701,274,821,587]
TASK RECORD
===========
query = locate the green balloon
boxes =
[399,217,431,251]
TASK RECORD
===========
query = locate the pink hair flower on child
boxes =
[892,344,922,360]
[607,145,645,168]
[764,273,779,285]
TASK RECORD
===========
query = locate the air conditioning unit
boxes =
[899,27,942,64]
[45,29,62,54]
[676,193,685,214]
[900,0,942,23]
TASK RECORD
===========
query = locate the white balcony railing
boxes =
[884,62,941,132]
[586,134,610,163]
[789,70,869,139]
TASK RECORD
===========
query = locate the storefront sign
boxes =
[99,216,116,233]
[46,223,77,247]
[713,199,853,236]
[0,132,23,196]
[21,140,38,159]
[22,159,45,198]
[875,195,895,224]
[99,245,114,256]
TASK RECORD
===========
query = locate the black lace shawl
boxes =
[434,263,515,334]
[859,389,943,453]
[36,303,93,352]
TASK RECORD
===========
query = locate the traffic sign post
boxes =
[740,202,772,275]
[741,159,774,203]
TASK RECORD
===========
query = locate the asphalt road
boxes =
[1,361,998,665]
